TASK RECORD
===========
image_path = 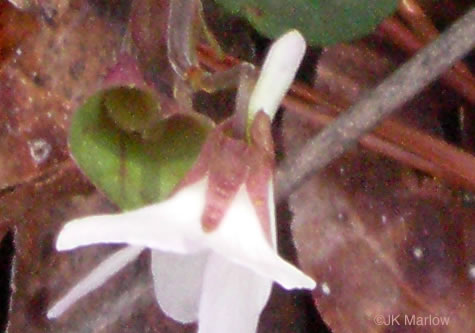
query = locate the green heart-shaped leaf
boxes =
[103,87,162,133]
[214,0,398,46]
[69,88,212,210]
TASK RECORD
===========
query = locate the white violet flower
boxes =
[48,30,315,333]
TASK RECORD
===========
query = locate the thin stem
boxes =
[197,1,225,61]
[275,8,475,200]
[167,0,200,78]
[289,80,475,191]
[378,16,475,104]
[196,64,246,92]
[233,63,256,139]
[283,96,475,190]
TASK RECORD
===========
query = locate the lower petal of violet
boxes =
[207,184,316,290]
[151,250,209,323]
[197,253,273,333]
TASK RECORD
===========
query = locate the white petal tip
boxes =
[278,30,306,54]
[248,29,307,121]
[46,308,60,319]
[300,276,317,290]
[294,269,317,290]
[46,309,58,319]
[280,272,317,291]
[55,225,79,251]
[55,234,71,252]
[55,219,103,251]
[54,215,114,251]
[47,298,70,319]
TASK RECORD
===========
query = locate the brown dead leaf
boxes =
[0,0,123,190]
[284,111,474,332]
[0,1,38,64]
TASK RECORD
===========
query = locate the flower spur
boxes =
[48,30,315,332]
